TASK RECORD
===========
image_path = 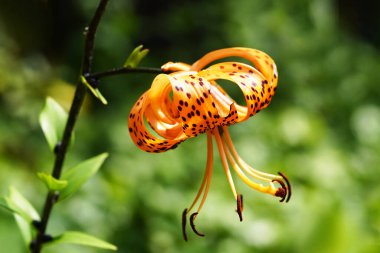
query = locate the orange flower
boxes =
[128,47,291,240]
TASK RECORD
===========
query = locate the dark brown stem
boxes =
[89,66,164,80]
[30,1,165,251]
[30,1,110,252]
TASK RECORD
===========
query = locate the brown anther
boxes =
[182,208,188,241]
[236,194,243,222]
[274,187,286,202]
[272,178,287,202]
[278,172,292,202]
[190,212,205,237]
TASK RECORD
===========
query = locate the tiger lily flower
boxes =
[128,47,291,240]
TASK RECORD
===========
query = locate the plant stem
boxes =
[89,66,163,80]
[31,1,110,252]
[31,1,164,250]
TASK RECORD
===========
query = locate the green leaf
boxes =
[59,153,109,201]
[49,231,117,251]
[81,76,108,105]
[37,172,68,191]
[1,196,31,243]
[14,214,33,245]
[5,187,40,245]
[93,88,108,105]
[39,97,68,151]
[0,196,17,214]
[124,45,149,68]
[5,187,40,222]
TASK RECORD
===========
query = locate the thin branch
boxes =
[89,66,163,80]
[30,1,110,252]
[82,0,109,74]
[31,0,167,251]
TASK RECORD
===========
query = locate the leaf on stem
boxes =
[5,187,40,222]
[48,231,117,250]
[39,97,68,152]
[37,172,68,191]
[58,153,109,202]
[5,187,40,245]
[0,196,18,214]
[123,45,149,68]
[81,76,108,105]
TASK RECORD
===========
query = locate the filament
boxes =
[222,136,277,195]
[213,129,238,199]
[187,133,214,213]
[222,126,281,181]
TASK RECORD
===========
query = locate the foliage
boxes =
[0,0,379,253]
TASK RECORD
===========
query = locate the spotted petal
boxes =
[128,47,279,153]
[128,90,186,153]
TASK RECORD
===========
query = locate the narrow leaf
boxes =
[94,88,108,105]
[1,196,31,243]
[14,214,33,245]
[39,97,68,151]
[124,45,149,68]
[49,231,117,250]
[5,187,40,245]
[59,153,108,201]
[0,196,18,214]
[5,187,40,222]
[37,172,68,191]
[81,76,108,105]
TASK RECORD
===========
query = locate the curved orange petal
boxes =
[128,78,187,153]
[161,61,191,72]
[192,47,278,121]
[191,47,278,88]
[171,74,221,136]
[129,47,279,153]
[200,62,271,121]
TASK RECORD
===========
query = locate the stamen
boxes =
[182,208,188,241]
[236,194,243,222]
[271,178,287,202]
[186,133,213,214]
[190,212,205,237]
[195,134,214,213]
[214,129,238,199]
[272,172,292,203]
[221,126,292,202]
[222,127,277,181]
[222,138,277,196]
[182,134,213,241]
[278,172,292,202]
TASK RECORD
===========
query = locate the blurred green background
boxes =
[1,0,380,252]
